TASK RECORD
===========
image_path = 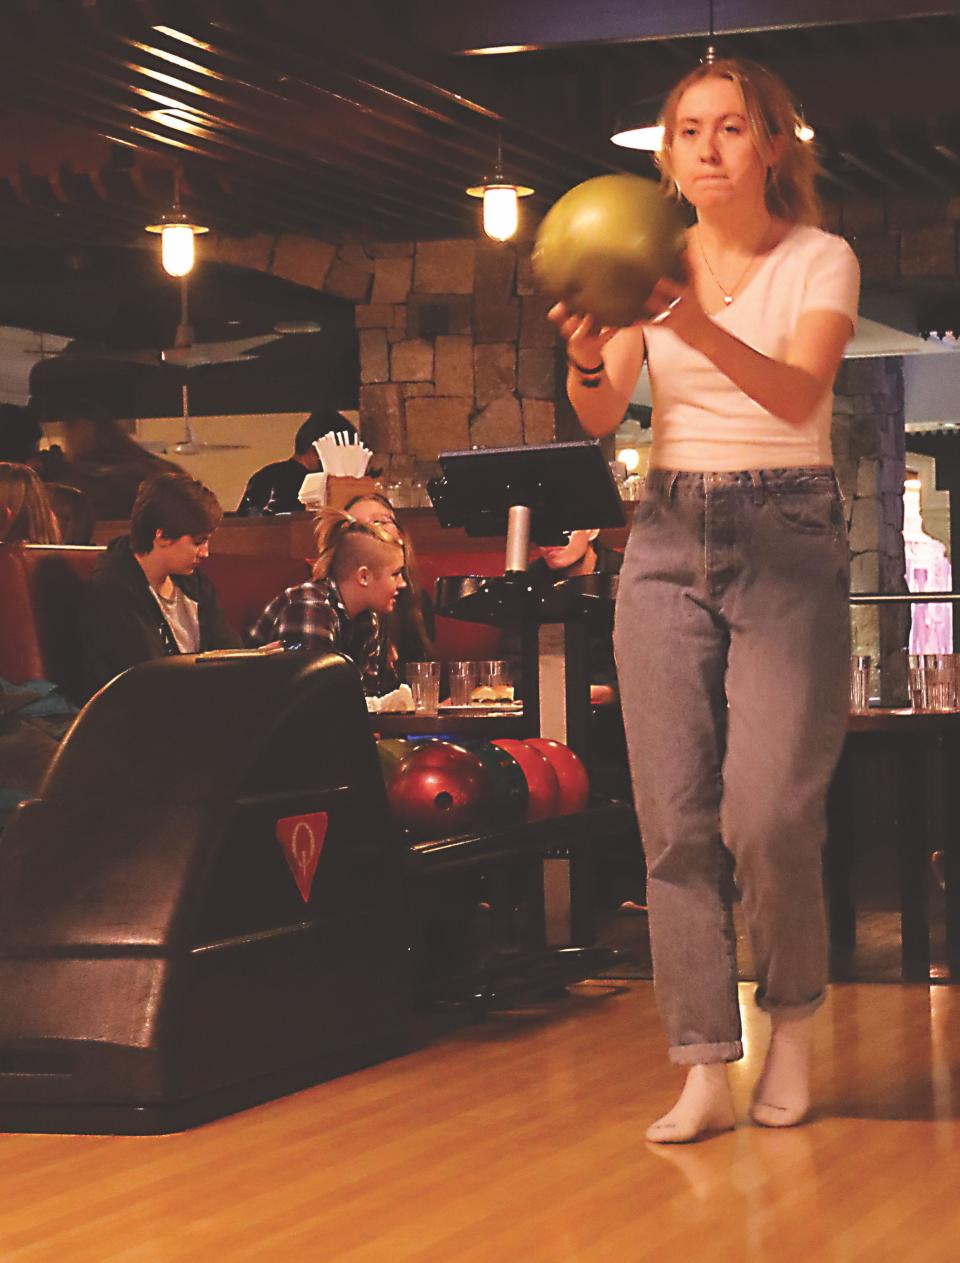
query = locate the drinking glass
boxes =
[477,659,510,690]
[908,654,928,711]
[926,653,957,711]
[447,661,479,707]
[850,655,871,712]
[404,661,441,715]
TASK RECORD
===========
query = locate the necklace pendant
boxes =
[723,294,733,305]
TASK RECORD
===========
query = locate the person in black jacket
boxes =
[81,473,241,698]
[236,410,358,516]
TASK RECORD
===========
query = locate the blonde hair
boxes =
[311,509,403,584]
[657,57,822,227]
[344,492,434,656]
[0,462,61,544]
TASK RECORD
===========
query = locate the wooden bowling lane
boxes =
[1,982,959,1261]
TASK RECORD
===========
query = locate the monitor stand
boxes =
[429,442,624,948]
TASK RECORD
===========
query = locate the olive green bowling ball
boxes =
[376,738,411,785]
[532,174,687,327]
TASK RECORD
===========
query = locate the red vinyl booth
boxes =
[0,540,507,700]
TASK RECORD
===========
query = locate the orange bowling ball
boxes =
[524,738,590,815]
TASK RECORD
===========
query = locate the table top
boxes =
[848,707,960,733]
[369,710,529,738]
[374,705,960,737]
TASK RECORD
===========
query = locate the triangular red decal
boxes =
[275,812,328,902]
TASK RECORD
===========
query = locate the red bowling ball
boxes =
[492,738,559,822]
[388,741,492,840]
[525,738,590,815]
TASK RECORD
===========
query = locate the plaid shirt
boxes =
[248,577,397,695]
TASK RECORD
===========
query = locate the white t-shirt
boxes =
[150,583,201,654]
[642,224,860,471]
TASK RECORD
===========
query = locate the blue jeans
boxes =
[613,468,850,1065]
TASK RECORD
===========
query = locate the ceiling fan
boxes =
[139,381,251,456]
[127,271,285,368]
[57,270,324,369]
[18,330,72,359]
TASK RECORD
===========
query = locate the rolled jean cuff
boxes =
[755,987,826,1022]
[669,1040,743,1066]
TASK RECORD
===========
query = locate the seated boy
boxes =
[81,473,241,697]
[248,510,405,696]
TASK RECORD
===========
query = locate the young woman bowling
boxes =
[551,58,859,1142]
[248,509,406,696]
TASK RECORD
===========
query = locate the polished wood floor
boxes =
[0,981,958,1262]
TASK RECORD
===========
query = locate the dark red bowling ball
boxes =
[492,738,559,822]
[388,741,492,840]
[525,738,590,815]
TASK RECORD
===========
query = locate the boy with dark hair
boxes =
[81,473,241,698]
[236,410,358,516]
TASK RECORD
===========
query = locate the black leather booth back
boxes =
[0,650,407,1133]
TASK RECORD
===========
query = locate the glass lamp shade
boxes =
[483,185,519,241]
[610,121,664,152]
[160,223,197,277]
[466,174,534,242]
[610,101,664,152]
[145,209,210,276]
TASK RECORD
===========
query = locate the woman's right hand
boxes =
[548,303,619,366]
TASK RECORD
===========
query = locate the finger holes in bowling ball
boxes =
[387,741,492,840]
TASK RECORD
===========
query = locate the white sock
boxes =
[645,1063,736,1144]
[751,1013,814,1128]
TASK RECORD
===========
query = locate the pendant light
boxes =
[612,3,815,153]
[145,169,209,277]
[466,133,534,241]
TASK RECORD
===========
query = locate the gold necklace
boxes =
[696,224,770,306]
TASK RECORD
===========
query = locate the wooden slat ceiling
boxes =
[1,0,960,251]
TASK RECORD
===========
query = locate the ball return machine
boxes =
[418,440,638,1003]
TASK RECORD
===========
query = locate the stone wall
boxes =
[832,356,909,703]
[210,230,559,481]
[354,238,558,482]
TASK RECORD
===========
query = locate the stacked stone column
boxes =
[833,357,909,704]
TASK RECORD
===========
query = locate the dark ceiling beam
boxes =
[0,75,461,242]
[114,26,588,207]
[82,43,488,218]
[0,41,475,238]
[837,144,909,192]
[259,2,627,177]
[884,128,954,191]
[402,0,960,53]
[73,22,583,223]
[182,21,606,194]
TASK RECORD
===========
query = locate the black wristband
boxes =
[568,356,604,376]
